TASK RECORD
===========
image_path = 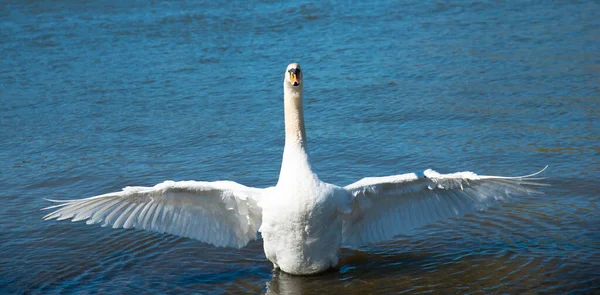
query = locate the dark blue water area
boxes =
[1,0,599,294]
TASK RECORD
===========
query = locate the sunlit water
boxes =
[1,0,599,294]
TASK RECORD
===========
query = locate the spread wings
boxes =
[342,167,547,246]
[43,180,265,249]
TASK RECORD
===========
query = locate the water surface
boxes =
[1,0,599,294]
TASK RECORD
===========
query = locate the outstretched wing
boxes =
[43,180,265,249]
[341,167,547,247]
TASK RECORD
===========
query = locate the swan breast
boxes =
[260,181,345,274]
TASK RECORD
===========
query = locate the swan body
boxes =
[261,144,349,274]
[43,63,546,275]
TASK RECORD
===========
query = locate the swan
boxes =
[43,63,546,275]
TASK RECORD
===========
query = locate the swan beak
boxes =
[288,69,301,86]
[289,73,299,86]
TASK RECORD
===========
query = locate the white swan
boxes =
[43,63,546,275]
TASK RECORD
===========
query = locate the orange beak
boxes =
[289,72,298,84]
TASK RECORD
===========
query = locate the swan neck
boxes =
[278,85,313,184]
[284,86,307,149]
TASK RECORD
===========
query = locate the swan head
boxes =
[284,63,303,89]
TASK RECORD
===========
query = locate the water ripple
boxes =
[2,0,599,294]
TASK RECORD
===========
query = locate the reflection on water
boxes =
[265,250,588,294]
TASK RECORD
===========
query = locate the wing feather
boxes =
[42,180,265,249]
[342,166,547,246]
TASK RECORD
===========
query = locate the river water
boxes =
[1,0,598,294]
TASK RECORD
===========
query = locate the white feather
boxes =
[42,181,265,249]
[341,166,548,246]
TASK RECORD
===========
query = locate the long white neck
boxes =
[283,85,306,148]
[278,84,313,184]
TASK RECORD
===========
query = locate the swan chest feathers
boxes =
[259,165,347,275]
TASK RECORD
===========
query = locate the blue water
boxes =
[1,0,599,294]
